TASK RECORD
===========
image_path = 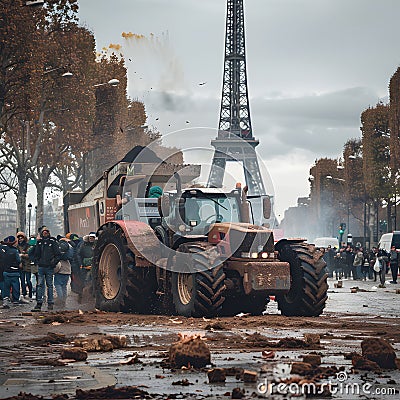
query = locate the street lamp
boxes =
[326,175,350,242]
[25,1,44,6]
[27,203,32,237]
[94,78,120,87]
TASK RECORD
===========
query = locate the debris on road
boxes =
[231,387,245,399]
[291,361,313,375]
[75,385,151,399]
[28,332,69,345]
[242,369,258,382]
[304,333,320,345]
[168,333,211,368]
[205,321,226,330]
[302,353,321,366]
[352,354,381,371]
[207,367,226,382]
[261,350,275,359]
[171,378,192,386]
[73,334,128,352]
[361,337,398,369]
[119,353,142,365]
[60,347,88,361]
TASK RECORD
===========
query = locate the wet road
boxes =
[0,277,399,399]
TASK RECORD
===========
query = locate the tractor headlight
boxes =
[251,252,258,258]
[179,224,186,232]
[241,252,250,258]
[261,252,268,259]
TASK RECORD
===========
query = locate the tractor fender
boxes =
[275,238,306,253]
[98,220,161,267]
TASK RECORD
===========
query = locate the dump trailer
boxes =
[68,151,328,318]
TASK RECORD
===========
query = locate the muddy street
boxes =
[0,277,399,399]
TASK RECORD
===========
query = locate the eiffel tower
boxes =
[208,0,265,196]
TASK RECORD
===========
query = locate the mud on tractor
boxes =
[67,153,328,318]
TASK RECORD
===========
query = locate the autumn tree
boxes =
[361,103,391,200]
[309,158,341,236]
[28,23,97,228]
[0,0,98,231]
[360,103,391,241]
[389,68,400,229]
[0,0,47,231]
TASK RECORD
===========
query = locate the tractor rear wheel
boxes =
[171,243,226,317]
[276,242,328,317]
[92,223,156,313]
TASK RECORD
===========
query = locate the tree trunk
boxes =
[16,173,28,234]
[387,200,392,233]
[36,181,45,232]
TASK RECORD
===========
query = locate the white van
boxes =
[378,232,400,252]
[313,237,339,249]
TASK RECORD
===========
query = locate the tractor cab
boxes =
[157,178,274,255]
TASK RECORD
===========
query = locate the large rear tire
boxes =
[171,243,226,317]
[276,242,328,317]
[92,223,156,313]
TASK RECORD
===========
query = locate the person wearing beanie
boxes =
[31,227,61,311]
[16,232,33,300]
[148,185,163,198]
[1,236,22,308]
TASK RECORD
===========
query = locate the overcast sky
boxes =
[78,0,400,219]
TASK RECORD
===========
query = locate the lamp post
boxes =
[326,175,349,243]
[27,203,32,237]
[82,78,120,191]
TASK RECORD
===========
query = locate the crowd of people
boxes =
[322,243,399,288]
[0,227,97,311]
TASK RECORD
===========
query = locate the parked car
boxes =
[378,231,400,252]
[313,237,339,249]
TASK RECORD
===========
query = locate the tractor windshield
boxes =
[185,195,240,229]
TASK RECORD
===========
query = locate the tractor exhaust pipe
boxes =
[174,172,182,196]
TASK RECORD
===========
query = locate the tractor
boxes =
[89,168,328,318]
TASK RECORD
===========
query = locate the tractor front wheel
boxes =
[171,243,226,317]
[276,242,328,317]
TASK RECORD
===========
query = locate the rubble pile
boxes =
[73,334,128,352]
[361,338,398,369]
[168,333,211,368]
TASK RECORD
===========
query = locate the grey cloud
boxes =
[146,86,380,159]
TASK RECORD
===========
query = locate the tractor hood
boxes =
[208,222,275,256]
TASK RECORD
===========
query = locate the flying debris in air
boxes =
[155,118,159,121]
[129,58,132,61]
[198,82,207,86]
[186,121,190,124]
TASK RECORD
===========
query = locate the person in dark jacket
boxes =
[0,241,5,300]
[375,248,388,288]
[389,245,399,284]
[76,232,96,303]
[16,231,32,300]
[31,227,61,311]
[66,233,83,296]
[1,236,22,308]
[54,238,73,308]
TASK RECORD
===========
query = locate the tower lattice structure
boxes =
[208,0,265,195]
